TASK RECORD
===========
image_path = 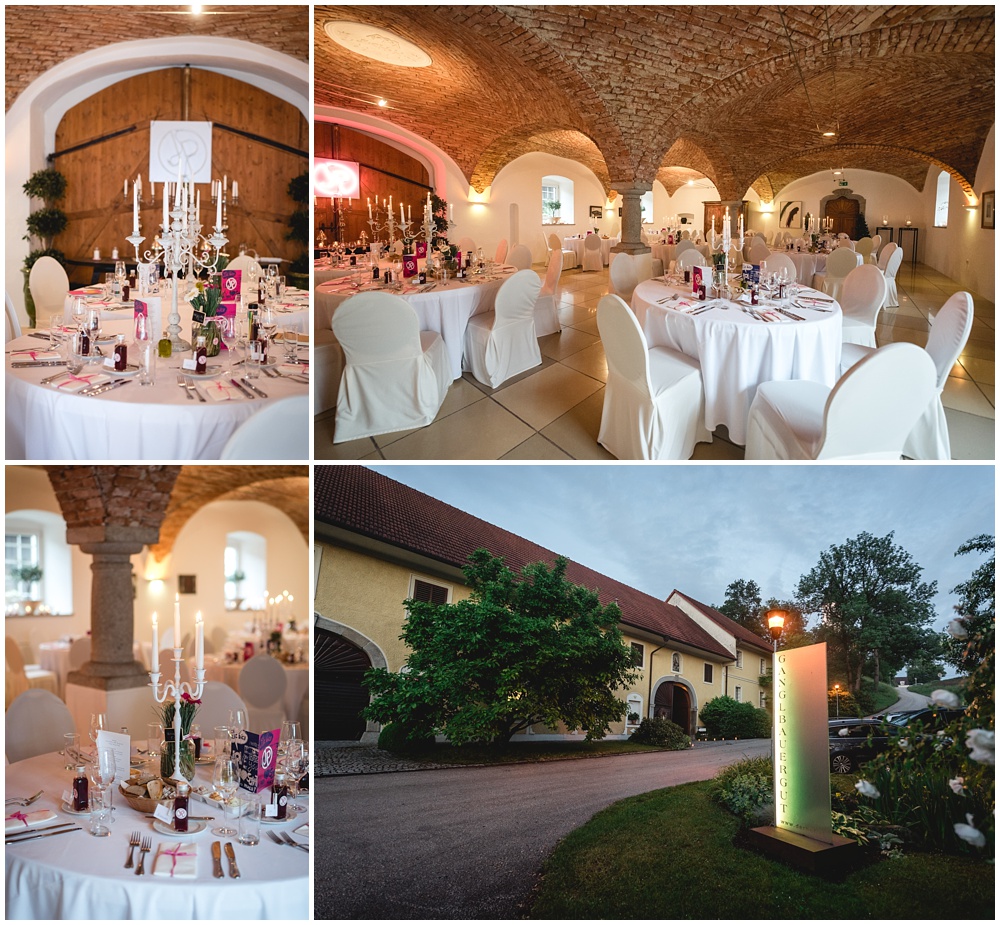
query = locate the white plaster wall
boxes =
[651,181,723,236]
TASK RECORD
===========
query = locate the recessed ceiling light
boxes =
[832,169,842,176]
[324,21,432,68]
[190,3,202,14]
[822,130,837,138]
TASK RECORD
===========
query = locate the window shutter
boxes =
[412,579,448,604]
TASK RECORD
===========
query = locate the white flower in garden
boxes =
[855,780,880,798]
[966,729,995,765]
[946,617,969,639]
[899,738,911,751]
[954,813,986,848]
[838,726,850,736]
[948,777,966,795]
[930,689,961,708]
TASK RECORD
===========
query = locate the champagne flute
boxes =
[286,740,309,812]
[88,746,116,835]
[211,756,240,837]
[219,315,238,373]
[89,712,108,751]
[279,720,302,759]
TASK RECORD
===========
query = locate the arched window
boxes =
[640,191,653,224]
[5,510,73,615]
[934,170,950,227]
[224,530,266,609]
[541,175,574,225]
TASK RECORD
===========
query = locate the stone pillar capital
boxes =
[610,181,653,196]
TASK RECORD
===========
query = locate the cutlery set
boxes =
[6,822,82,844]
[6,789,43,806]
[176,376,207,402]
[267,830,308,852]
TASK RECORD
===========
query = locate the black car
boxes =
[888,706,965,731]
[828,718,893,773]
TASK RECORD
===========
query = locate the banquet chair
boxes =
[840,264,888,347]
[5,636,57,707]
[533,249,563,336]
[609,252,640,301]
[675,239,696,257]
[581,233,603,272]
[225,254,263,288]
[745,343,936,460]
[811,246,860,301]
[508,244,533,270]
[196,681,249,732]
[596,294,709,460]
[332,293,451,442]
[456,237,478,258]
[463,270,542,388]
[238,653,288,732]
[748,238,771,264]
[855,237,874,263]
[220,395,309,459]
[5,689,77,764]
[676,250,709,273]
[868,234,882,264]
[837,238,856,250]
[877,241,898,271]
[5,291,21,341]
[761,253,796,280]
[27,256,70,321]
[298,690,309,742]
[210,626,228,655]
[68,636,91,671]
[547,233,578,270]
[494,238,509,264]
[840,291,973,460]
[881,246,904,309]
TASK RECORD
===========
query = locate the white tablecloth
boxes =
[314,263,353,286]
[37,640,148,697]
[315,271,509,380]
[4,751,308,920]
[6,290,309,460]
[562,236,618,266]
[650,241,712,268]
[631,278,842,444]
[763,249,842,286]
[205,658,309,724]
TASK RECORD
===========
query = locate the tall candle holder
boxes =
[366,198,414,249]
[707,209,740,297]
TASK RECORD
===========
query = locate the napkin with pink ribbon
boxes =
[153,842,198,878]
[204,380,246,402]
[51,371,110,393]
[5,809,58,832]
[278,363,308,377]
[10,349,61,362]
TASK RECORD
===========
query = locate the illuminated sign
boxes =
[313,159,361,199]
[773,642,833,844]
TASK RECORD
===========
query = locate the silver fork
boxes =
[5,790,43,807]
[280,832,309,852]
[125,831,140,869]
[177,374,194,400]
[135,836,152,875]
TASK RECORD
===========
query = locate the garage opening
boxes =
[315,628,372,740]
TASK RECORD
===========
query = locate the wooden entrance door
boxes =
[314,629,372,740]
[654,682,692,734]
[825,197,859,237]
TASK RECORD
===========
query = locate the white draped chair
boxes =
[547,233,578,270]
[534,249,563,336]
[68,636,91,671]
[745,342,937,460]
[877,241,898,271]
[840,291,973,460]
[238,653,288,732]
[5,690,76,764]
[581,233,603,272]
[840,264,888,347]
[494,239,509,265]
[507,244,533,270]
[747,238,771,264]
[868,234,882,264]
[221,396,309,459]
[28,256,69,323]
[675,239,696,257]
[881,246,904,308]
[596,294,709,460]
[676,249,709,273]
[837,238,856,250]
[609,252,639,301]
[226,254,263,289]
[855,237,874,263]
[811,246,861,301]
[5,291,21,341]
[331,292,451,442]
[196,681,249,733]
[5,636,57,708]
[463,269,542,388]
[761,252,796,280]
[456,237,477,258]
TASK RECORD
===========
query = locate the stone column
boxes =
[610,182,652,256]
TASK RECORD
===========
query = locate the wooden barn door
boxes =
[314,628,373,741]
[825,197,859,237]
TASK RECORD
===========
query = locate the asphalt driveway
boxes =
[314,738,772,919]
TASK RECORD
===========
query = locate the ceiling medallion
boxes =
[324,21,432,68]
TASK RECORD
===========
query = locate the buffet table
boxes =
[631,277,842,444]
[5,750,308,920]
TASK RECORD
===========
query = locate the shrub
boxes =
[700,696,771,739]
[628,717,688,749]
[25,207,68,240]
[23,167,67,201]
[829,689,862,717]
[710,755,773,827]
[377,723,435,754]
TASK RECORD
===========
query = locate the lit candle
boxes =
[173,593,181,649]
[216,184,222,228]
[196,189,200,214]
[124,178,128,199]
[223,174,227,195]
[367,198,372,219]
[133,183,139,234]
[150,180,155,202]
[137,173,142,193]
[151,613,159,673]
[408,205,411,221]
[232,180,238,200]
[195,611,204,670]
[400,202,405,225]
[163,187,169,230]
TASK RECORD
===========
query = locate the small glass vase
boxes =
[160,734,196,783]
[192,319,222,357]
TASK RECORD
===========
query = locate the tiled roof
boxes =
[316,466,734,661]
[669,590,773,655]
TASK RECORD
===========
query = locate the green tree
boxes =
[363,549,640,747]
[796,532,937,693]
[717,579,764,635]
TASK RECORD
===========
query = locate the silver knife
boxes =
[240,377,267,398]
[5,822,76,839]
[224,841,241,878]
[229,378,255,399]
[82,378,131,397]
[11,361,68,368]
[6,825,81,843]
[211,840,225,878]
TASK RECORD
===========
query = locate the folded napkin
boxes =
[10,349,61,361]
[5,809,58,832]
[153,842,198,879]
[278,363,308,377]
[52,372,110,392]
[204,380,246,402]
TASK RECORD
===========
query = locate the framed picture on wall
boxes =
[589,205,603,219]
[779,201,802,229]
[982,190,994,230]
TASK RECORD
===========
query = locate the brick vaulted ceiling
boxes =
[313,5,995,201]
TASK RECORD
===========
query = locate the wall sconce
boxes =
[963,199,979,210]
[468,185,491,205]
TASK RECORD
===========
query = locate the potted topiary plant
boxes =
[9,564,43,612]
[286,171,309,290]
[543,200,562,224]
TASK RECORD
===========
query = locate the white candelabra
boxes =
[707,207,744,296]
[366,195,415,249]
[149,595,205,782]
[125,172,231,351]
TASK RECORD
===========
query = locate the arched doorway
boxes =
[314,628,372,740]
[821,190,868,238]
[653,681,694,735]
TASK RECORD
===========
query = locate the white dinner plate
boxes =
[179,365,228,381]
[108,363,140,378]
[261,808,299,826]
[153,818,207,837]
[61,800,93,816]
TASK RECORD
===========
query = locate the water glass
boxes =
[138,344,156,386]
[275,275,286,298]
[238,799,263,846]
[213,725,233,760]
[147,723,163,759]
[49,314,65,350]
[88,788,111,837]
[62,732,80,769]
[281,327,298,362]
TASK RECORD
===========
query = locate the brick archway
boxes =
[651,677,698,736]
[820,189,868,238]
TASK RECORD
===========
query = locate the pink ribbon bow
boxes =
[161,843,195,877]
[55,373,100,389]
[8,812,29,826]
[12,350,43,360]
[211,381,234,400]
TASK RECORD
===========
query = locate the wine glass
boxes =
[89,712,107,751]
[219,315,238,373]
[211,756,240,837]
[228,709,248,736]
[284,740,308,812]
[259,305,277,353]
[71,296,87,330]
[88,746,116,835]
[279,721,302,759]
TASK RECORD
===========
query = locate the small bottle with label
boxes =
[271,771,289,820]
[173,782,190,832]
[683,268,690,284]
[78,329,91,357]
[190,724,202,760]
[157,334,172,359]
[114,335,128,371]
[122,280,130,302]
[751,286,759,306]
[697,283,706,301]
[194,335,207,374]
[73,765,89,812]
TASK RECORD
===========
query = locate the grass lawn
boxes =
[907,678,966,698]
[528,781,994,919]
[396,740,673,766]
[870,680,901,713]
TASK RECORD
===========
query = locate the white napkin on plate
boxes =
[52,372,110,392]
[153,842,198,878]
[5,809,58,832]
[10,349,61,361]
[204,380,246,402]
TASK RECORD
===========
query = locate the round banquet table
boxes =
[4,750,308,920]
[205,658,309,724]
[36,641,149,696]
[314,262,353,286]
[763,248,859,286]
[315,269,511,380]
[5,287,309,460]
[649,241,711,268]
[631,277,842,445]
[562,235,618,266]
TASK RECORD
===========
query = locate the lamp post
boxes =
[833,683,841,718]
[767,609,786,652]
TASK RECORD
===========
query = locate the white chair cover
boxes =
[5,291,21,341]
[68,636,91,671]
[581,233,603,272]
[28,256,70,321]
[837,239,856,250]
[220,396,309,459]
[868,234,882,264]
[494,239,509,264]
[456,237,477,257]
[745,343,937,460]
[840,264,888,347]
[877,241,898,271]
[760,253,796,280]
[748,238,771,264]
[463,270,542,388]
[609,252,639,301]
[332,292,451,442]
[596,294,709,459]
[226,255,263,289]
[195,681,249,733]
[882,247,904,309]
[676,250,708,272]
[675,239,696,256]
[855,237,874,263]
[812,246,861,301]
[5,690,77,764]
[547,233,578,270]
[5,636,57,707]
[534,249,563,336]
[238,653,288,732]
[508,244,533,270]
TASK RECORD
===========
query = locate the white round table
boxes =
[4,750,308,920]
[650,241,711,268]
[562,235,618,266]
[631,278,842,444]
[762,248,860,286]
[204,658,309,724]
